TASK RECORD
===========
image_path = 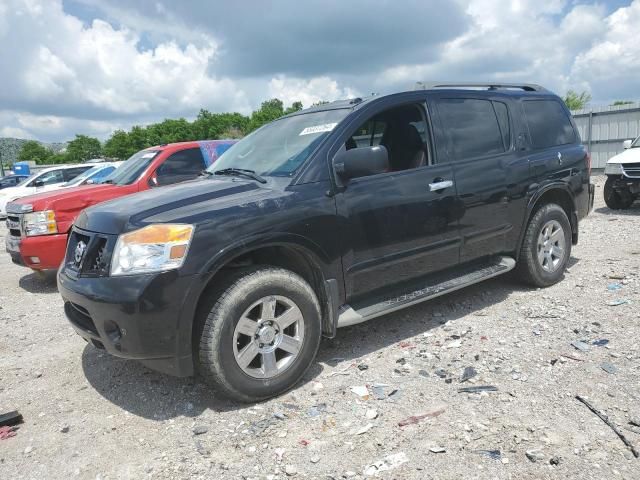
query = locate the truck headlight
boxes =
[111,224,194,276]
[604,163,623,175]
[24,210,58,236]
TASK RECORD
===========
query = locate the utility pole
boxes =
[0,148,5,176]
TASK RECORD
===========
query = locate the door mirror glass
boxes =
[334,145,389,180]
[623,139,632,149]
[34,180,44,188]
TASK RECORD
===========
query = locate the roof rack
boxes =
[414,81,547,92]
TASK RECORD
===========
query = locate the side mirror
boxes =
[148,175,159,187]
[34,180,44,188]
[623,139,632,149]
[334,145,389,180]
[85,179,95,185]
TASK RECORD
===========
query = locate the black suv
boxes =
[59,82,594,401]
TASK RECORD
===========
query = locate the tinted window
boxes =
[437,98,504,160]
[158,148,204,176]
[493,101,511,150]
[349,119,387,149]
[523,100,576,149]
[64,166,91,181]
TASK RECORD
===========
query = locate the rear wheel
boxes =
[516,204,572,287]
[604,177,634,210]
[196,267,321,402]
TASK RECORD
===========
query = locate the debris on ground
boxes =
[575,395,639,458]
[458,385,498,394]
[600,362,617,374]
[351,385,370,400]
[398,406,446,427]
[429,447,446,453]
[525,449,545,462]
[0,426,18,440]
[460,366,477,383]
[363,452,408,476]
[571,341,590,352]
[607,299,630,306]
[0,411,23,427]
[473,449,501,460]
[193,426,208,435]
[592,339,609,347]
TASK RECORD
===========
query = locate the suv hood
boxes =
[76,177,282,235]
[607,147,640,164]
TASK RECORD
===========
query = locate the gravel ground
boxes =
[1,174,639,480]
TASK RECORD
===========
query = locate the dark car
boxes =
[58,82,594,402]
[0,174,28,190]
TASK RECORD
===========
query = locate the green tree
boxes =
[18,141,53,164]
[563,90,591,111]
[146,118,195,145]
[611,100,634,106]
[103,130,132,160]
[66,135,102,163]
[284,101,304,115]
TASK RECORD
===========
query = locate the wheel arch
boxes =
[191,235,339,350]
[517,184,577,257]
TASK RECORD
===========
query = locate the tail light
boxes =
[585,150,591,176]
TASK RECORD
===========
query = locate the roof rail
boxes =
[414,81,547,92]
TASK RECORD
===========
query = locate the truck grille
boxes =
[6,213,23,238]
[65,227,116,277]
[622,162,640,178]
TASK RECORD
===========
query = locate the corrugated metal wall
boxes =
[571,103,640,169]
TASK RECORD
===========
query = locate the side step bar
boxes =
[337,256,516,328]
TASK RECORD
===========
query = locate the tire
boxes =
[196,267,321,402]
[516,204,572,288]
[604,177,634,210]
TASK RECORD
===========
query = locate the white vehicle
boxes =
[603,135,640,209]
[0,164,94,217]
[61,162,122,188]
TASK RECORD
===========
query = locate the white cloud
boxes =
[0,126,35,139]
[268,76,359,108]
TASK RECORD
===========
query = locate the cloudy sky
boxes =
[0,0,638,142]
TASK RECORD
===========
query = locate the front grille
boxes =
[64,301,98,335]
[65,227,116,277]
[6,214,22,238]
[622,162,640,178]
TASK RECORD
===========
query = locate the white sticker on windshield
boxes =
[141,152,156,158]
[299,123,338,136]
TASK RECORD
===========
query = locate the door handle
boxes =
[429,179,454,192]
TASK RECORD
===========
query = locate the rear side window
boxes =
[523,100,576,149]
[64,167,91,181]
[436,98,505,160]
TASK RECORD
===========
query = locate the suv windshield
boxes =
[104,150,159,185]
[63,165,106,187]
[207,109,350,177]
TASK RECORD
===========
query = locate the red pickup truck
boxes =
[5,140,235,273]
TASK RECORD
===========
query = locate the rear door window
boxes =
[155,148,205,186]
[436,98,505,160]
[523,100,576,149]
[63,167,91,181]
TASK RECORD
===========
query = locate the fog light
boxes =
[30,256,40,264]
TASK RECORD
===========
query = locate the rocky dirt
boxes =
[1,174,639,479]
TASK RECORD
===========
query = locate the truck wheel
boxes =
[516,204,572,288]
[604,177,634,210]
[196,267,321,402]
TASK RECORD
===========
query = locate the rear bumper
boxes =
[58,267,199,377]
[5,233,68,271]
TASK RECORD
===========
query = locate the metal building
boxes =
[571,102,640,169]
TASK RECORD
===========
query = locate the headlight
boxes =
[24,210,58,236]
[604,163,623,175]
[111,224,194,276]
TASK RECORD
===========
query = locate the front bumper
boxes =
[58,267,200,377]
[5,232,68,271]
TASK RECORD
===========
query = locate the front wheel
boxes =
[516,204,572,287]
[196,267,321,402]
[604,177,634,210]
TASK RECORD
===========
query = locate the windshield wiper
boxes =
[213,168,267,184]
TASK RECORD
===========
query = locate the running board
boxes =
[337,256,516,328]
